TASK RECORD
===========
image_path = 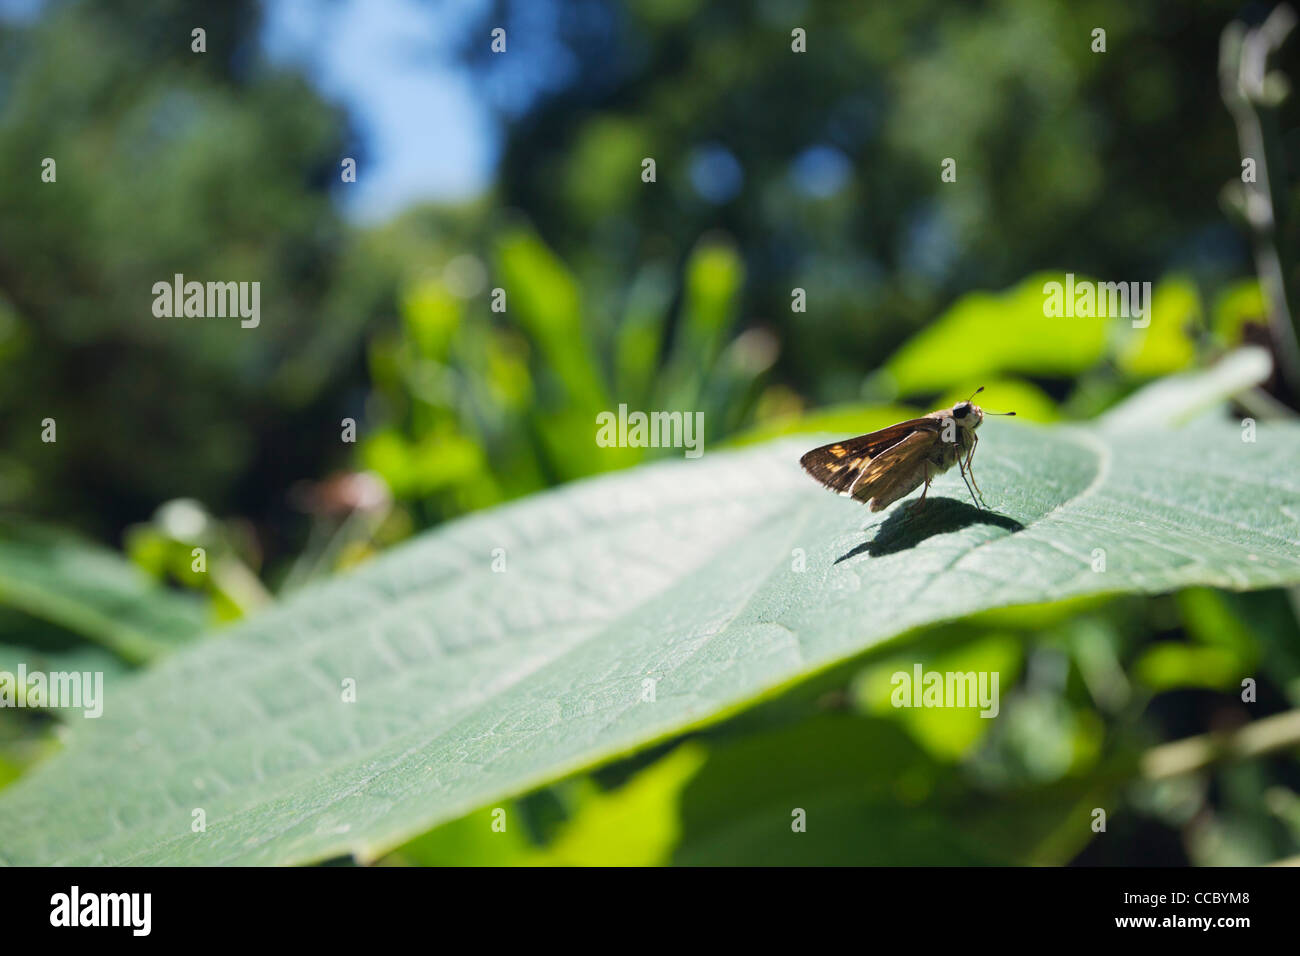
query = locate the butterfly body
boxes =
[800,395,1009,512]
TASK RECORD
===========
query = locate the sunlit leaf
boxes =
[1115,275,1200,378]
[1,367,1297,864]
[874,273,1111,396]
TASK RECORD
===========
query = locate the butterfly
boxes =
[799,387,1014,512]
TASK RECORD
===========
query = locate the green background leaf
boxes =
[0,520,205,665]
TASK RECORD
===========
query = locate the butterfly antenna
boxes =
[966,385,985,403]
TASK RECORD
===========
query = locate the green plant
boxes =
[2,357,1298,865]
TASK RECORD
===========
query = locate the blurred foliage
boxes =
[0,0,395,542]
[360,225,775,524]
[482,0,1293,406]
[0,0,1298,866]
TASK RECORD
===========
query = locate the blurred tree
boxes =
[461,0,1291,401]
[0,0,390,545]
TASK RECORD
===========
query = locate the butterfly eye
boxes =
[954,402,970,418]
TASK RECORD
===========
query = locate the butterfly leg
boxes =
[966,433,987,506]
[908,462,931,513]
[958,445,981,509]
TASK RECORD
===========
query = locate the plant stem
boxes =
[1221,5,1300,396]
[1141,707,1300,780]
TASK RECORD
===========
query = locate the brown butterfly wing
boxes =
[800,418,938,497]
[850,429,935,510]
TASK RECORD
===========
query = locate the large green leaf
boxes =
[1,403,1298,864]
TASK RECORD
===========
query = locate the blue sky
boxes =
[261,0,499,222]
[1,0,541,222]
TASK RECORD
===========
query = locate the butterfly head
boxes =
[955,387,1015,428]
[953,401,984,429]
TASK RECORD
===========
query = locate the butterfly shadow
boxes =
[834,496,1025,563]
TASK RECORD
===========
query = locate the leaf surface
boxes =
[1,414,1297,865]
